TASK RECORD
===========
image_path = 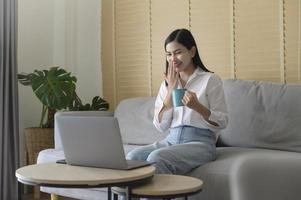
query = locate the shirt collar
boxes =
[180,67,205,88]
[195,67,206,75]
[187,67,205,81]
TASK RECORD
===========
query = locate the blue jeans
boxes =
[127,126,216,175]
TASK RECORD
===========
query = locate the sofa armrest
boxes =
[54,111,113,150]
[230,150,301,200]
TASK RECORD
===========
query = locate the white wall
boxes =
[53,0,102,103]
[18,0,102,165]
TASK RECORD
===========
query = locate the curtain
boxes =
[0,0,20,199]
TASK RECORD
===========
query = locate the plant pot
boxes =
[25,127,54,165]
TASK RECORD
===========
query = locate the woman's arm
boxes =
[153,83,173,132]
[205,75,228,129]
[182,91,219,126]
[182,74,228,129]
[157,63,178,122]
[158,90,172,122]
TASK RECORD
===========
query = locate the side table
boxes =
[112,174,203,200]
[16,163,155,200]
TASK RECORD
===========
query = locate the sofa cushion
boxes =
[37,149,65,164]
[219,79,301,152]
[37,144,141,164]
[189,147,301,200]
[114,97,168,145]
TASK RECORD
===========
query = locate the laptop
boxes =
[56,114,153,170]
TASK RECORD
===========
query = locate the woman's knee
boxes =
[126,145,155,161]
[147,149,175,174]
[147,149,168,162]
[126,149,145,160]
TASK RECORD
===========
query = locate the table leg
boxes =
[34,186,40,199]
[113,193,118,200]
[125,187,132,200]
[51,194,59,200]
[108,187,112,200]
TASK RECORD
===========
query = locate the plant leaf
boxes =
[91,96,109,110]
[18,73,33,86]
[31,67,77,109]
[68,95,109,111]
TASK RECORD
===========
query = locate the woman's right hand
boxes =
[160,62,178,111]
[159,63,178,122]
[164,62,178,92]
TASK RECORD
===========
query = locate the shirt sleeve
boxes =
[153,82,173,132]
[204,75,229,129]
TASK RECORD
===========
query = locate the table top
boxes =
[113,174,203,197]
[16,163,155,187]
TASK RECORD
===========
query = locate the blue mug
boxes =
[172,88,186,107]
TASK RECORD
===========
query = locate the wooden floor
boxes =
[22,192,76,200]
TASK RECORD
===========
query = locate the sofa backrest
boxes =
[114,97,168,145]
[219,79,301,152]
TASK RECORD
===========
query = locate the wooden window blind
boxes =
[102,0,301,109]
[285,0,301,83]
[190,0,232,79]
[102,0,115,109]
[115,0,150,102]
[151,0,189,95]
[235,0,282,82]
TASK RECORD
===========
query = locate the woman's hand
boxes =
[159,63,178,117]
[182,91,200,110]
[182,91,218,126]
[164,62,178,92]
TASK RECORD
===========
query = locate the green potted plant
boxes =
[18,66,109,165]
[18,67,77,128]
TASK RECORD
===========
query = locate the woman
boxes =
[127,28,228,175]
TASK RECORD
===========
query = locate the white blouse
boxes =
[153,67,228,138]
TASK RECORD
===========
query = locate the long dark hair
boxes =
[164,28,211,75]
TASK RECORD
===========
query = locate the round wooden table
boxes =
[112,174,203,200]
[16,163,155,200]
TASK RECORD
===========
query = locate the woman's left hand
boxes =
[182,90,217,125]
[182,91,200,110]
